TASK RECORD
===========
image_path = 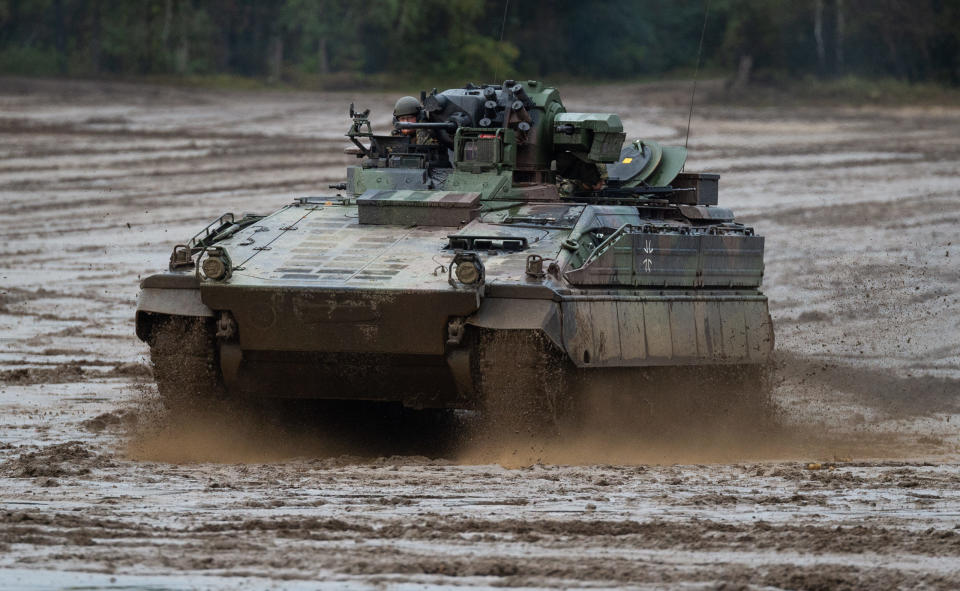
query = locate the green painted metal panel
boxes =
[622,140,662,187]
[561,301,594,365]
[589,301,622,364]
[694,300,725,360]
[720,303,748,359]
[746,300,775,361]
[616,300,647,362]
[565,231,764,289]
[643,301,673,359]
[645,145,688,187]
[669,302,699,359]
[605,140,653,183]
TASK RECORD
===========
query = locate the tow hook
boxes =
[215,311,237,340]
[447,317,466,346]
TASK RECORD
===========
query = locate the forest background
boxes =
[0,0,957,94]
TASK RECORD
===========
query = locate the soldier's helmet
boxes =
[393,96,420,118]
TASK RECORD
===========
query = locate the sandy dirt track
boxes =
[1,77,959,589]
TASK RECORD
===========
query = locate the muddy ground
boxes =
[0,77,958,589]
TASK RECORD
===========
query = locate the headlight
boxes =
[201,256,228,280]
[448,252,484,288]
[199,247,233,281]
[455,260,481,285]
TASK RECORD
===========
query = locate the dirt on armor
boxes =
[1,77,959,589]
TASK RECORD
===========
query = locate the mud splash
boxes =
[4,79,960,587]
[122,352,952,468]
[457,415,910,468]
[125,398,463,464]
[1,441,113,478]
[458,352,956,467]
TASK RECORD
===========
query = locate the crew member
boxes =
[556,152,607,194]
[392,96,436,145]
[393,96,420,135]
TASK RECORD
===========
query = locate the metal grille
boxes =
[479,138,497,162]
[463,138,498,163]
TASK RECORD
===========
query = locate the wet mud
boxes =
[1,77,959,589]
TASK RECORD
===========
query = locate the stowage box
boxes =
[671,172,719,206]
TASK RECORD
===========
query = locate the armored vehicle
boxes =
[136,80,774,426]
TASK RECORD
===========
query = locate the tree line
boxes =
[0,0,957,85]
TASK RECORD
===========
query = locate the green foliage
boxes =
[457,35,519,81]
[0,0,956,86]
[0,45,60,74]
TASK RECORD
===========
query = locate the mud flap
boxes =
[136,289,212,341]
[219,343,242,391]
[466,298,564,351]
[445,348,473,401]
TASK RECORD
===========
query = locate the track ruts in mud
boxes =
[1,78,959,589]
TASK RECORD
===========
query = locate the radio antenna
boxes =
[493,0,510,82]
[684,0,711,150]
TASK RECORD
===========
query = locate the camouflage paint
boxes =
[135,80,775,407]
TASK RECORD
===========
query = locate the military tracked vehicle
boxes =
[136,80,774,423]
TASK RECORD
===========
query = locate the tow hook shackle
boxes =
[169,244,194,271]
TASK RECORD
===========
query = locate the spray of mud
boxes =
[125,384,463,464]
[456,407,906,468]
[123,351,958,467]
[126,402,331,464]
[456,353,958,467]
[457,368,781,467]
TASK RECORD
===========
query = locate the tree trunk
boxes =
[175,40,189,75]
[175,0,189,74]
[813,0,826,74]
[318,37,329,74]
[834,0,844,74]
[3,0,22,42]
[90,0,101,73]
[54,0,67,74]
[881,28,907,80]
[268,35,283,83]
[162,0,172,49]
[144,2,155,73]
[731,54,753,90]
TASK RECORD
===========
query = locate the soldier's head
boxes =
[393,96,420,135]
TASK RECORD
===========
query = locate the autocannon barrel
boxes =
[394,122,458,131]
